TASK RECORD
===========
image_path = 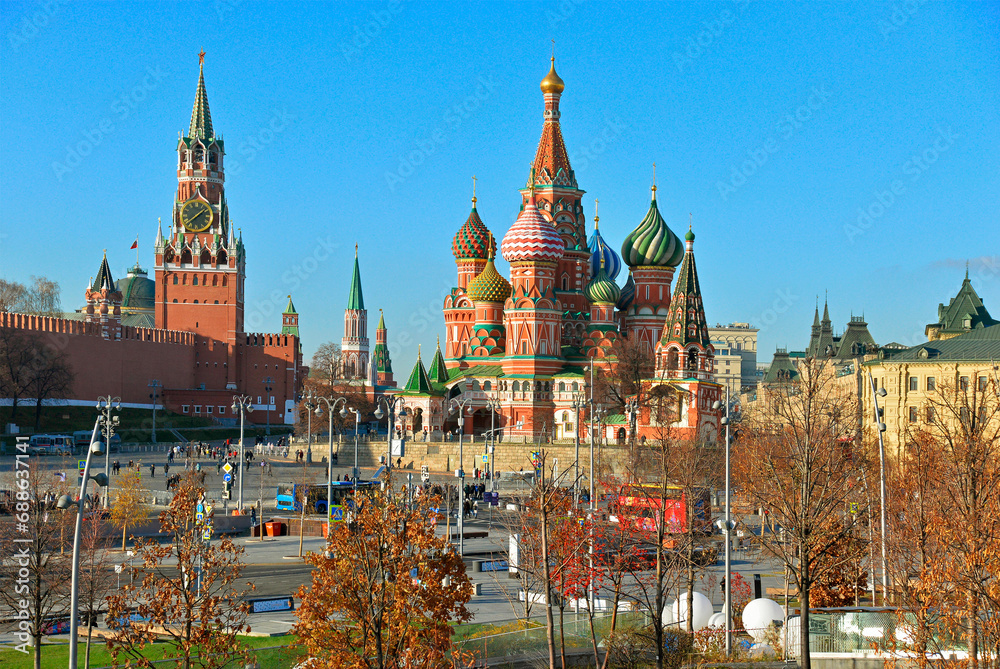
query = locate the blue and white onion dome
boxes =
[588,216,621,281]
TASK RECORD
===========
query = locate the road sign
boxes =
[223,473,232,483]
[481,455,488,463]
[222,462,233,474]
[78,460,86,476]
[331,507,343,522]
[196,512,204,522]
[202,527,212,541]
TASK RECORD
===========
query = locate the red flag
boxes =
[130,237,138,250]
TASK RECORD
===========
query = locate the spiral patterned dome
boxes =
[588,225,621,281]
[616,270,635,310]
[452,203,495,260]
[500,196,564,263]
[467,257,512,303]
[585,261,621,305]
[620,191,683,268]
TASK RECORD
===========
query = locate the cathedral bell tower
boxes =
[154,52,244,390]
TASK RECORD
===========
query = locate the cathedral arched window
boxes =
[572,382,578,391]
[201,250,212,266]
[173,275,178,285]
[512,381,520,392]
[181,249,193,264]
[687,349,698,369]
[212,275,218,286]
[222,275,228,286]
[216,250,227,267]
[193,276,198,286]
[668,350,679,371]
[193,148,204,163]
[471,380,480,391]
[559,382,566,392]
[483,381,491,391]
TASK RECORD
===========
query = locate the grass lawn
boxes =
[0,634,303,669]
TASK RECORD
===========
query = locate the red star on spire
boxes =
[199,49,206,65]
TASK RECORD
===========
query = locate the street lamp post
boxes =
[304,391,316,465]
[868,371,889,605]
[450,396,474,556]
[713,389,733,657]
[374,395,407,483]
[262,376,274,436]
[57,414,109,669]
[347,407,362,488]
[232,395,253,511]
[570,395,586,507]
[148,380,160,444]
[484,396,503,492]
[97,396,120,509]
[312,396,347,521]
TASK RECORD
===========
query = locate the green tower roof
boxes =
[189,52,214,140]
[403,347,432,394]
[427,337,449,384]
[347,248,365,310]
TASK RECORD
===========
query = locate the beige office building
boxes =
[708,323,759,395]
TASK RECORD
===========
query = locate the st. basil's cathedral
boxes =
[345,58,723,444]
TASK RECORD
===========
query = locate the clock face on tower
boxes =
[181,199,213,232]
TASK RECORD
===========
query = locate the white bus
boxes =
[27,434,74,456]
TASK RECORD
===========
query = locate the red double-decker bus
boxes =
[608,483,713,535]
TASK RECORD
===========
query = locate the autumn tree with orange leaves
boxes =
[105,472,253,669]
[293,476,472,669]
[886,371,1000,669]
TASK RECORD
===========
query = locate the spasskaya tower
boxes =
[154,51,245,390]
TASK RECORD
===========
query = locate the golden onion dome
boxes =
[540,57,565,95]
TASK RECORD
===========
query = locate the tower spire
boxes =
[594,198,599,229]
[189,50,213,139]
[472,175,477,205]
[651,163,657,200]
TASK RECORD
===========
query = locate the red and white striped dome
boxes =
[500,197,564,263]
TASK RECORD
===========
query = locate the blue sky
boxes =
[2,0,998,376]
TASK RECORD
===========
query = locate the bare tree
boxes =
[0,276,62,315]
[0,464,72,669]
[310,341,344,388]
[734,359,868,669]
[0,327,33,424]
[26,338,74,430]
[78,516,115,669]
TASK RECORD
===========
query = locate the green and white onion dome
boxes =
[584,261,621,305]
[620,189,683,268]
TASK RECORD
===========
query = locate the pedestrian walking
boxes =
[150,463,156,478]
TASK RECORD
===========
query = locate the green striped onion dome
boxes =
[620,196,683,268]
[584,263,621,305]
[452,204,495,260]
[466,258,512,303]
